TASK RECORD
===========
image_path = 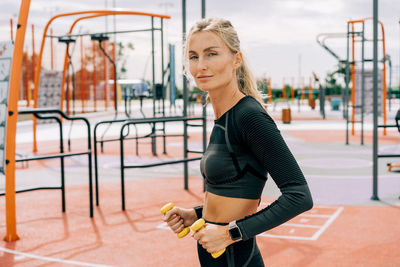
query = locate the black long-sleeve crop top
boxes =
[200,95,313,241]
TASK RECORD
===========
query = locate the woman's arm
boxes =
[234,105,313,240]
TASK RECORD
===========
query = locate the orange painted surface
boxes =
[0,177,399,266]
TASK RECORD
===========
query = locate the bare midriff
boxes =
[203,191,259,223]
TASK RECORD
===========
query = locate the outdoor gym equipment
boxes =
[30,10,171,153]
[191,218,226,258]
[381,109,400,172]
[118,116,205,210]
[0,108,94,217]
[313,72,326,119]
[160,203,190,238]
[317,19,389,145]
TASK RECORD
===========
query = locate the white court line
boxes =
[301,214,332,218]
[259,206,344,241]
[310,206,344,241]
[0,246,115,267]
[283,223,321,229]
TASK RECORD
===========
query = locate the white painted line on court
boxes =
[259,233,315,241]
[310,206,343,241]
[283,223,321,229]
[0,246,115,267]
[301,213,332,218]
[259,206,344,241]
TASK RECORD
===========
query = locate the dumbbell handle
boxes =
[191,219,226,258]
[160,203,190,238]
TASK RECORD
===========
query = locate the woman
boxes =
[163,18,313,266]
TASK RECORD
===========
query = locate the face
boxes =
[188,31,242,92]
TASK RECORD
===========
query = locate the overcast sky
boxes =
[1,0,399,89]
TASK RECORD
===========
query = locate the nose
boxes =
[197,56,208,71]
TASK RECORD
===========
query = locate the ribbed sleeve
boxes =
[234,98,313,240]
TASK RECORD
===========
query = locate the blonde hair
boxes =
[183,17,264,105]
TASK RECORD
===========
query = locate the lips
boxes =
[197,75,213,79]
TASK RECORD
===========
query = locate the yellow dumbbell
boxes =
[160,203,190,238]
[191,218,226,258]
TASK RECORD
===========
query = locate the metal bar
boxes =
[377,124,398,128]
[123,157,202,169]
[32,23,37,152]
[372,0,379,201]
[351,23,356,136]
[202,0,206,18]
[345,22,350,145]
[187,123,204,127]
[17,108,93,216]
[361,22,365,145]
[151,17,157,156]
[187,150,204,154]
[87,117,93,218]
[4,0,30,242]
[161,18,166,154]
[47,28,163,39]
[0,187,63,196]
[120,123,126,210]
[15,151,90,163]
[10,18,14,41]
[377,154,400,158]
[182,0,189,190]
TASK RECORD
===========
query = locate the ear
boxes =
[233,51,243,70]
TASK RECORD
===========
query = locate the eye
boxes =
[208,52,217,57]
[189,55,198,60]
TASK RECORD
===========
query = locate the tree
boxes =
[116,41,134,79]
[325,70,343,95]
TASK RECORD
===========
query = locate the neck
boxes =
[209,85,245,120]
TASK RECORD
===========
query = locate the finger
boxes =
[170,219,184,232]
[192,231,200,241]
[174,223,185,234]
[166,215,180,226]
[164,210,178,221]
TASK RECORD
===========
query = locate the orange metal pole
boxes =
[31,23,38,152]
[50,28,54,70]
[10,18,14,42]
[267,78,272,104]
[351,23,356,135]
[308,76,313,101]
[347,18,387,136]
[80,36,85,113]
[93,41,97,112]
[301,77,305,100]
[23,51,29,106]
[4,0,31,242]
[103,42,108,110]
[111,42,117,110]
[291,77,295,101]
[282,78,286,99]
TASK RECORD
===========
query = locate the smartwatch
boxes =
[228,221,242,241]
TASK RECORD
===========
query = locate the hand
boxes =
[192,223,235,254]
[163,207,197,235]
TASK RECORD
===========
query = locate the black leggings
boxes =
[197,221,264,267]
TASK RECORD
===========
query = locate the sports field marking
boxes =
[157,206,344,242]
[0,246,114,267]
[259,204,344,241]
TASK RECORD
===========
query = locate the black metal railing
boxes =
[0,108,94,217]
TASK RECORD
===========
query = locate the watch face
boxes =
[229,227,241,240]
